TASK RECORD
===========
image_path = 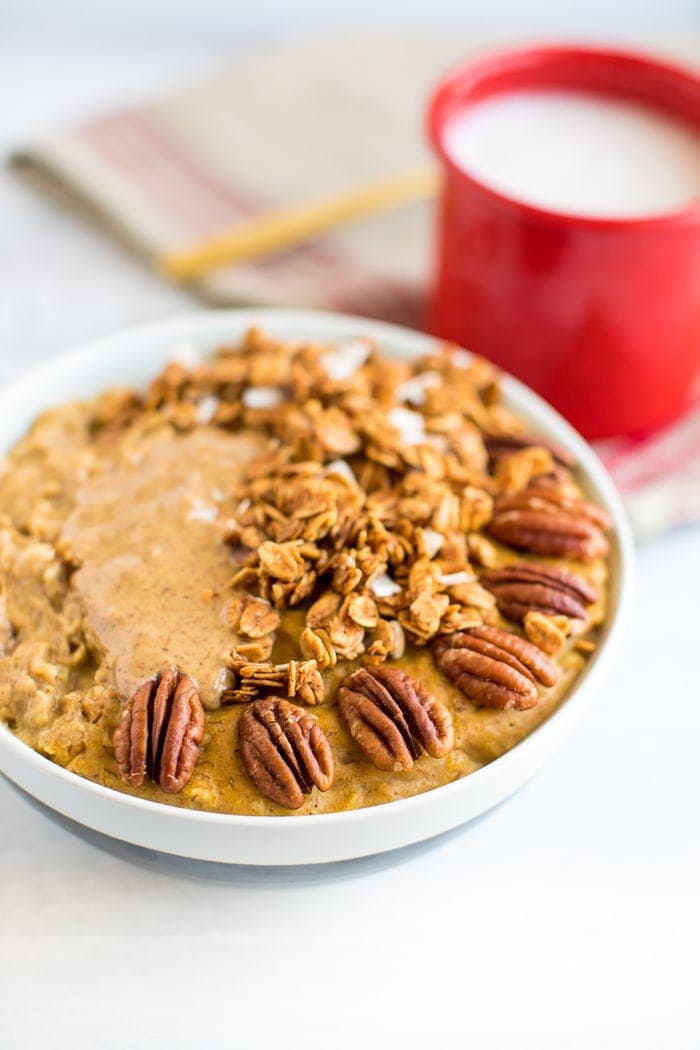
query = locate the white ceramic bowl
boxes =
[0,309,634,865]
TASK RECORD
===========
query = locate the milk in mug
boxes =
[443,89,700,218]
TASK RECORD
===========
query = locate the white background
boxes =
[1,6,699,1048]
[5,0,700,40]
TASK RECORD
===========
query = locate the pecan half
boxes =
[239,697,334,809]
[113,670,205,793]
[433,625,557,710]
[337,666,454,772]
[480,562,597,622]
[486,485,610,561]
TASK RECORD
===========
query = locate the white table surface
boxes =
[1,34,699,1050]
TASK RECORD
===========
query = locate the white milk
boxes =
[443,90,700,217]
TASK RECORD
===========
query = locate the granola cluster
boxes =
[211,333,517,691]
[139,327,607,713]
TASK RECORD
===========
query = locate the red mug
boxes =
[427,45,700,440]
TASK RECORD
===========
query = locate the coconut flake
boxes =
[395,371,441,406]
[324,459,357,486]
[438,570,476,586]
[188,500,218,523]
[388,406,426,446]
[449,348,472,368]
[320,339,371,381]
[171,342,202,368]
[242,386,283,409]
[371,573,402,598]
[196,395,220,424]
[423,528,444,559]
[424,433,449,453]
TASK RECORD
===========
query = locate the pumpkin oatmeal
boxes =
[0,328,610,815]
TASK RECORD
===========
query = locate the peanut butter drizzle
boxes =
[61,429,264,709]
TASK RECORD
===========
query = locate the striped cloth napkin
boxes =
[10,31,700,541]
[595,394,700,539]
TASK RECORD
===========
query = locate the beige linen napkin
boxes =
[11,31,478,327]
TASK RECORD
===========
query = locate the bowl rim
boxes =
[0,307,635,836]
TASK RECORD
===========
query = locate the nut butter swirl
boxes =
[61,428,264,709]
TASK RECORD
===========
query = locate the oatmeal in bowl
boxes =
[0,322,613,819]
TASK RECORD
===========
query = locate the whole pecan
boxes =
[486,484,610,561]
[113,669,205,793]
[433,625,557,710]
[239,696,334,809]
[480,562,597,622]
[337,666,454,772]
